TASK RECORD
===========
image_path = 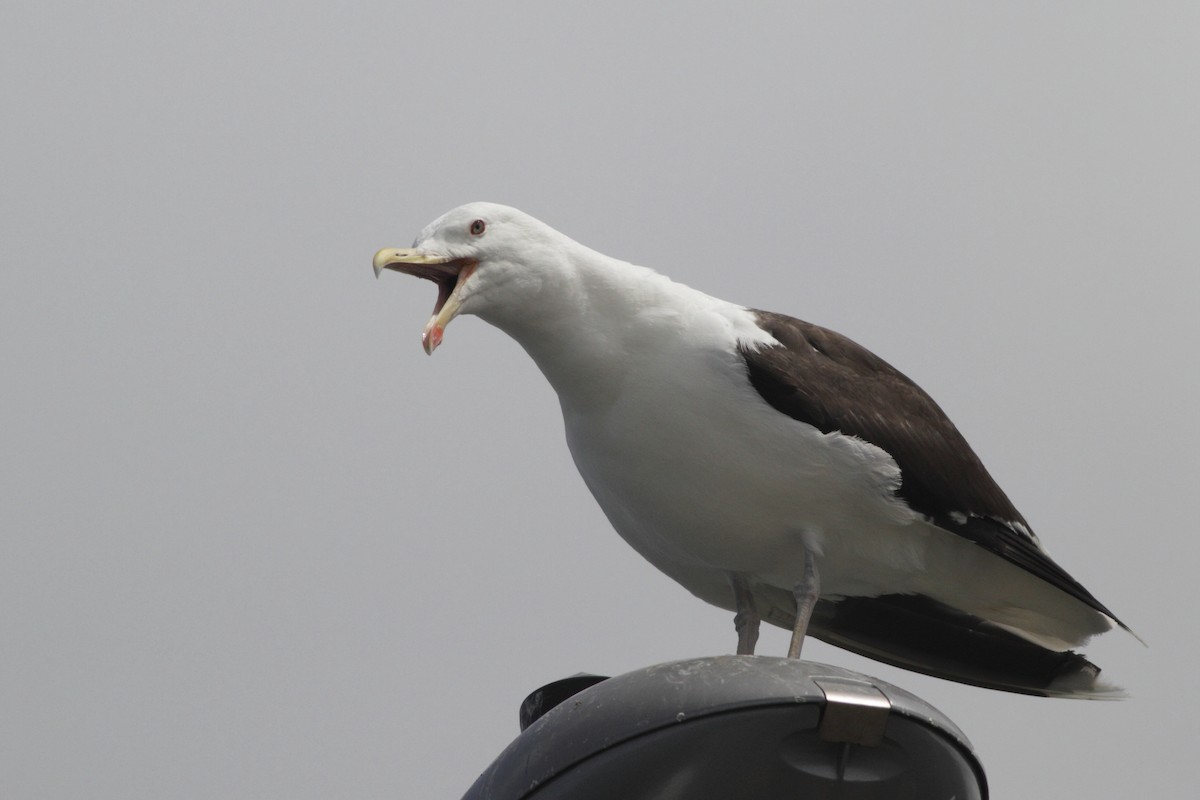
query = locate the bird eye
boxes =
[469,219,486,236]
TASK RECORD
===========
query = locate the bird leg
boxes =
[787,548,820,659]
[729,574,761,655]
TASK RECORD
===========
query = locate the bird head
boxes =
[374,202,569,354]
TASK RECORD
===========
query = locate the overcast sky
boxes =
[3,1,1197,797]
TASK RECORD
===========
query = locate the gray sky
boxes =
[3,1,1197,796]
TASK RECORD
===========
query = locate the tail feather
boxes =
[806,594,1123,698]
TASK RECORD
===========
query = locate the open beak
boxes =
[373,248,478,354]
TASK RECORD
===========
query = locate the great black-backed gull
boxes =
[374,202,1132,697]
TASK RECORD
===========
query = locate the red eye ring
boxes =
[469,219,486,236]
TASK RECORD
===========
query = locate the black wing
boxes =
[739,310,1123,626]
[811,594,1105,697]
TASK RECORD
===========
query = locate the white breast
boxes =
[554,299,930,609]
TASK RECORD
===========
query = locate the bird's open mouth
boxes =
[373,248,478,354]
[396,260,467,317]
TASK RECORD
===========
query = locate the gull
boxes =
[375,202,1133,697]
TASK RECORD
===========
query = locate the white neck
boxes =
[475,246,725,409]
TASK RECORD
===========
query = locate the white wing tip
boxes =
[1046,670,1129,700]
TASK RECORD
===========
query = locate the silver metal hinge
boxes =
[813,677,892,746]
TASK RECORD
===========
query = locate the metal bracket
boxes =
[813,677,892,746]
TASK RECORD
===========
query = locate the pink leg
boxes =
[729,574,761,656]
[787,549,820,659]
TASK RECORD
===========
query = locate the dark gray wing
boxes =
[739,310,1123,626]
[811,594,1105,697]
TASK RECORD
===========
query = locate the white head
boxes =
[374,202,580,354]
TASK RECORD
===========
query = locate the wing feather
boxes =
[738,310,1124,627]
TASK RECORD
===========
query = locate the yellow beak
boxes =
[373,248,477,354]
